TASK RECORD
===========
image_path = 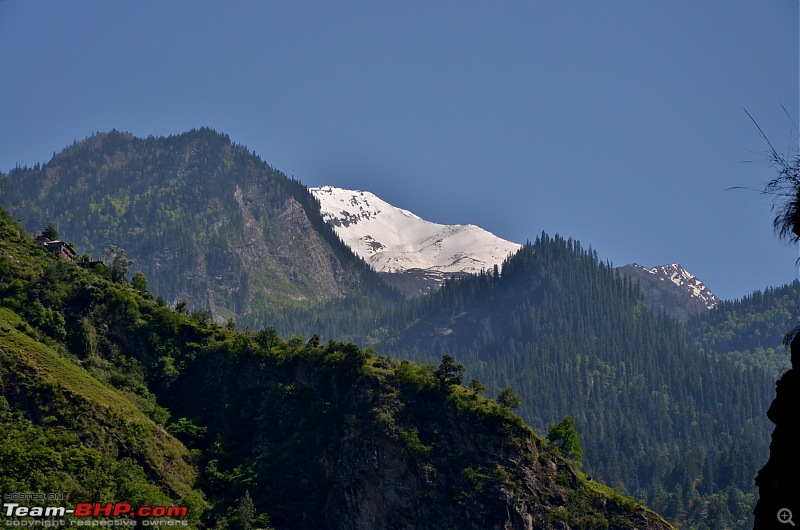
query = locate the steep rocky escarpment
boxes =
[324,391,671,530]
[158,339,674,530]
[754,333,800,528]
[0,129,382,322]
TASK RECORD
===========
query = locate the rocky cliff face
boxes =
[377,268,471,297]
[0,129,379,321]
[754,333,800,528]
[160,340,674,530]
[319,387,672,530]
[616,263,719,323]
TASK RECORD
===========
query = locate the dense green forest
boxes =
[1,129,790,529]
[686,280,799,378]
[363,234,773,529]
[0,206,674,529]
[207,233,778,529]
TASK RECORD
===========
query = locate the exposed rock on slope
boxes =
[0,129,380,321]
[377,267,471,297]
[617,263,719,322]
[160,335,674,530]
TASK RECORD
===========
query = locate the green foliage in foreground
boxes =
[548,416,583,463]
[0,396,176,512]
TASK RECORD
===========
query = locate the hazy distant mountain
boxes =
[0,129,387,321]
[616,263,719,323]
[310,185,521,296]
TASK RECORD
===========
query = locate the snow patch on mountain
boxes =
[310,186,521,275]
[625,263,719,310]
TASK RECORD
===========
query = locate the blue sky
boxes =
[1,1,798,300]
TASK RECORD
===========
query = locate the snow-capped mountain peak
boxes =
[310,186,521,276]
[311,187,721,308]
[642,263,719,309]
[618,263,719,321]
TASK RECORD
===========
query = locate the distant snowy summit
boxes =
[310,186,720,311]
[616,263,720,322]
[310,186,521,295]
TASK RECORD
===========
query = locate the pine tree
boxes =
[237,489,255,530]
[434,355,464,387]
[42,222,59,240]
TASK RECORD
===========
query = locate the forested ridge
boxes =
[351,233,773,529]
[0,129,393,323]
[687,280,799,378]
[0,206,673,529]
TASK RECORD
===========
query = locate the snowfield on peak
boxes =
[642,263,719,309]
[622,263,719,311]
[310,186,521,275]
